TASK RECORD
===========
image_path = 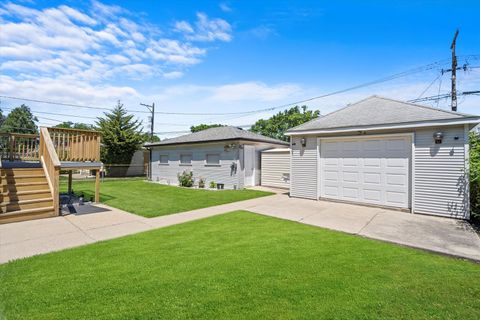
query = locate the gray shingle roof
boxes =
[146,126,289,147]
[287,96,479,133]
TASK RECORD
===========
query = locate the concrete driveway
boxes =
[1,192,480,263]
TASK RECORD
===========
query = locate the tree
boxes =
[96,101,146,175]
[250,105,320,141]
[0,104,38,133]
[470,131,480,222]
[54,121,95,130]
[0,108,5,128]
[141,132,160,142]
[190,123,225,133]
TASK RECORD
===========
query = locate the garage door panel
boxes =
[386,173,407,186]
[324,170,339,181]
[364,158,381,167]
[363,189,382,202]
[364,172,381,184]
[324,185,340,197]
[342,187,359,199]
[320,136,410,209]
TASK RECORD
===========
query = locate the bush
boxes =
[198,177,205,188]
[178,170,194,187]
[209,181,216,189]
[470,132,480,222]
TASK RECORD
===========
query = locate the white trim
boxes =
[411,132,416,214]
[464,124,471,220]
[317,132,414,209]
[286,118,480,136]
[316,137,321,200]
[289,139,293,195]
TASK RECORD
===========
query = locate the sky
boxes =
[0,0,479,138]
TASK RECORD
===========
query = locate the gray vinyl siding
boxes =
[261,151,290,189]
[151,143,241,189]
[290,136,318,199]
[413,125,468,218]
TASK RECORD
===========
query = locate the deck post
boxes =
[68,171,73,194]
[95,169,100,203]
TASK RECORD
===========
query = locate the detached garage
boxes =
[261,148,290,189]
[286,96,480,219]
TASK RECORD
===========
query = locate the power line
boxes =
[0,56,466,117]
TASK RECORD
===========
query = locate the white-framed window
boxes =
[180,154,192,165]
[206,153,220,165]
[159,155,169,165]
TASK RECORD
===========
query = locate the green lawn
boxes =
[1,211,479,319]
[60,178,272,217]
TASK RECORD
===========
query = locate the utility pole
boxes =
[450,29,459,111]
[140,102,155,142]
[140,102,155,181]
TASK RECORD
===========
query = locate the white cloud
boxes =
[175,12,232,42]
[163,71,184,79]
[58,5,97,25]
[174,21,194,33]
[219,3,232,13]
[0,1,232,87]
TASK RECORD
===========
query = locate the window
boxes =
[206,154,220,165]
[159,155,169,165]
[180,154,192,165]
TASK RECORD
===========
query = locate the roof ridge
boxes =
[373,95,476,117]
[286,95,377,131]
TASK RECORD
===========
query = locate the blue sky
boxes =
[0,0,479,138]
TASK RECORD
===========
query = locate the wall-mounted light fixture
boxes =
[433,131,444,144]
[300,137,307,147]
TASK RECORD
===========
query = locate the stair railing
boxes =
[39,127,61,214]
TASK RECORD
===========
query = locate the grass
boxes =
[60,178,273,217]
[1,211,480,319]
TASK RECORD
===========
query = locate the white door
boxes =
[244,145,255,186]
[320,136,411,209]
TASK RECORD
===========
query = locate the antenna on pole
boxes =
[450,29,459,112]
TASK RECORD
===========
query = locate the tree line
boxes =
[0,102,320,172]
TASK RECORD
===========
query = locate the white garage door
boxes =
[320,136,411,209]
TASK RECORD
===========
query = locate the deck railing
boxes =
[47,127,101,162]
[0,132,40,161]
[39,127,61,214]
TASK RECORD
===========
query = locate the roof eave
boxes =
[144,137,288,147]
[285,117,480,136]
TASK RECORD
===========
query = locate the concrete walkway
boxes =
[1,192,480,263]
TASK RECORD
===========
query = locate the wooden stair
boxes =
[0,167,56,224]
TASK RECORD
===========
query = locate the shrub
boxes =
[470,132,480,222]
[178,170,194,187]
[209,181,216,189]
[198,177,205,188]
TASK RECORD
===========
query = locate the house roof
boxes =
[287,95,480,134]
[145,126,289,147]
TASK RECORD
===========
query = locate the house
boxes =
[145,126,288,189]
[285,96,480,219]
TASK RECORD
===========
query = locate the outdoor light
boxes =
[433,131,444,144]
[300,138,307,147]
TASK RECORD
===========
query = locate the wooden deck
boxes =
[0,128,102,224]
